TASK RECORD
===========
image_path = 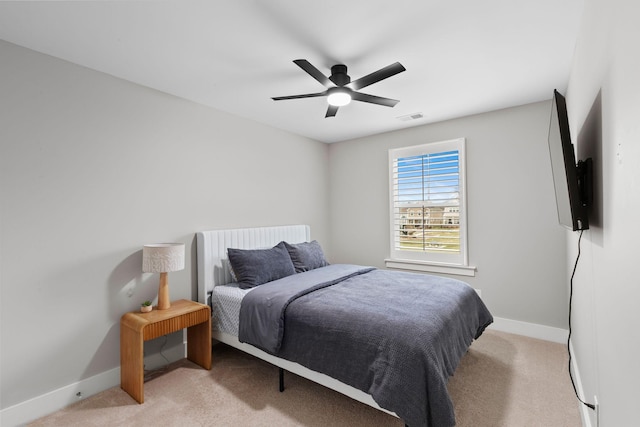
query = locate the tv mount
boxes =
[576,158,593,208]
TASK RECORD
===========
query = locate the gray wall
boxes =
[3,19,610,416]
[566,0,640,425]
[0,40,330,409]
[328,102,570,328]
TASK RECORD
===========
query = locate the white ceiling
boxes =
[0,1,583,143]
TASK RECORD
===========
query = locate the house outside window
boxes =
[386,138,474,276]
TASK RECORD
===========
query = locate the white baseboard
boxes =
[488,316,568,343]
[0,366,121,427]
[570,340,595,427]
[0,342,186,427]
[1,317,571,427]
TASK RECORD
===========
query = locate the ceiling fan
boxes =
[272,59,406,118]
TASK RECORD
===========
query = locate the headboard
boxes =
[196,225,311,304]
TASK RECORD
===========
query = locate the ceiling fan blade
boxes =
[272,91,327,101]
[348,62,406,91]
[294,59,333,88]
[351,92,399,107]
[325,105,339,118]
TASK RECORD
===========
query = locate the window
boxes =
[387,138,473,276]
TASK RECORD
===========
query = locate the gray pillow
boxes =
[227,242,296,289]
[283,240,329,273]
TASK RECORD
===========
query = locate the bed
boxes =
[196,225,492,427]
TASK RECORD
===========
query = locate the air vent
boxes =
[397,112,424,121]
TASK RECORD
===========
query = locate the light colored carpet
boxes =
[29,330,581,426]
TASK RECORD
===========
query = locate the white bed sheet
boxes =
[211,283,251,336]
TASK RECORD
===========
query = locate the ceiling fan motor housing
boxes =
[329,64,350,86]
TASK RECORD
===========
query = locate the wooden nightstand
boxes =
[120,299,211,403]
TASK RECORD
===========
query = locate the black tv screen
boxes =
[548,89,591,231]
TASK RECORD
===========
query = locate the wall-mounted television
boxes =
[548,89,592,231]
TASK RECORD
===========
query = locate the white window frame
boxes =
[386,138,475,276]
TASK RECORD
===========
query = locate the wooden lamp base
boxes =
[157,272,171,310]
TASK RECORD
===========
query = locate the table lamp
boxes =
[142,243,185,310]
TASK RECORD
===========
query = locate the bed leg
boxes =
[279,368,285,392]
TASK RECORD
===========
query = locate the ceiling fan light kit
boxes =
[272,59,405,118]
[327,87,352,106]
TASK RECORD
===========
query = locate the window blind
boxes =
[392,149,461,254]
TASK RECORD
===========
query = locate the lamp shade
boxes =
[142,243,185,273]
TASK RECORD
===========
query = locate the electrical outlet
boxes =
[594,395,599,427]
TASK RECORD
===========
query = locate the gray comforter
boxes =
[239,264,493,427]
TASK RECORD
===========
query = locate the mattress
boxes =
[210,283,250,336]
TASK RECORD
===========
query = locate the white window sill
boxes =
[384,258,476,277]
